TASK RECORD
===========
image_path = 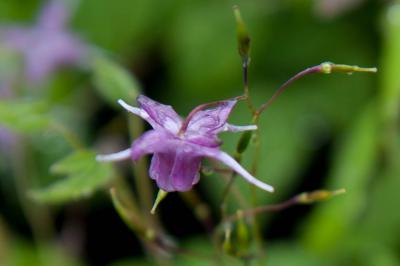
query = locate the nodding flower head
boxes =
[97,95,274,193]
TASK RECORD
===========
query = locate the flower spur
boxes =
[97,95,274,193]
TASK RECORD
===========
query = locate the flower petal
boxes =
[184,132,222,148]
[221,123,257,132]
[199,148,274,192]
[96,148,131,162]
[118,99,159,128]
[170,147,202,191]
[38,0,70,30]
[187,100,237,134]
[137,95,182,133]
[149,153,175,192]
[131,130,177,161]
[150,149,202,192]
[2,27,31,50]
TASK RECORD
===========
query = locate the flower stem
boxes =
[12,138,54,266]
[128,115,159,225]
[254,65,322,121]
[254,62,377,121]
[223,189,346,223]
[242,61,256,114]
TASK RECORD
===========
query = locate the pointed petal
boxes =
[2,27,31,50]
[137,95,182,133]
[221,123,257,132]
[118,99,158,128]
[200,148,274,192]
[187,100,237,134]
[96,148,131,162]
[38,0,70,30]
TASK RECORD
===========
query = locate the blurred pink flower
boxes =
[1,0,86,83]
[97,95,274,193]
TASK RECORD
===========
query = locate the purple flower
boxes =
[97,95,274,193]
[1,0,86,83]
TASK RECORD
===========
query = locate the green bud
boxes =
[297,188,346,204]
[237,131,253,154]
[320,62,377,74]
[233,5,251,65]
[151,189,168,214]
[235,210,250,256]
[222,225,236,256]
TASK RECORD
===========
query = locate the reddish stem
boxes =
[255,65,323,120]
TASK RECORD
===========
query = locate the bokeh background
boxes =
[0,0,399,265]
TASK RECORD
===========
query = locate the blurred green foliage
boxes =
[0,0,399,265]
[0,100,50,132]
[30,150,115,204]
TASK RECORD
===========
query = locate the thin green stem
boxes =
[222,189,345,224]
[128,116,154,215]
[243,62,256,114]
[224,197,298,224]
[13,139,54,266]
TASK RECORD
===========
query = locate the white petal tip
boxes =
[264,185,274,193]
[224,124,258,132]
[118,99,129,108]
[96,154,115,162]
[209,151,274,193]
[95,148,131,162]
[117,99,145,117]
[252,180,274,193]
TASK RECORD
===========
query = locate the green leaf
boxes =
[92,55,140,107]
[381,4,400,126]
[358,146,400,246]
[300,104,379,252]
[30,150,115,204]
[0,100,51,133]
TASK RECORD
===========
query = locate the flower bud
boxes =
[320,62,377,74]
[222,224,236,256]
[221,211,252,258]
[235,210,250,257]
[237,131,252,154]
[233,5,251,65]
[297,188,346,204]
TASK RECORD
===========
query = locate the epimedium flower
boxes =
[0,0,86,83]
[97,95,274,193]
